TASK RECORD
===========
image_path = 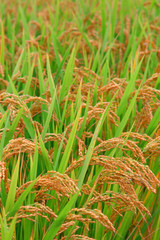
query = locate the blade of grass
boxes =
[5,157,20,212]
[46,55,61,120]
[153,214,160,240]
[145,105,160,136]
[114,211,135,240]
[59,47,75,103]
[23,59,35,95]
[5,214,17,240]
[30,136,38,180]
[53,129,67,171]
[58,106,81,173]
[0,104,5,115]
[0,113,10,160]
[38,57,45,96]
[115,88,141,137]
[43,191,80,240]
[7,75,19,95]
[117,58,143,117]
[8,177,39,218]
[0,208,8,239]
[22,115,35,139]
[0,19,5,66]
[4,107,24,146]
[37,130,52,171]
[0,179,7,206]
[101,0,106,39]
[41,93,56,140]
[78,90,90,138]
[11,49,24,78]
[49,26,60,67]
[110,0,118,42]
[54,0,60,31]
[77,104,112,188]
[0,110,9,130]
[19,6,30,39]
[54,40,74,84]
[0,214,5,239]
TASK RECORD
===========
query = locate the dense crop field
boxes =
[0,0,160,239]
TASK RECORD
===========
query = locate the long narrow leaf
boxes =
[41,93,56,140]
[43,191,79,240]
[6,214,17,240]
[59,47,75,103]
[8,177,39,217]
[0,113,10,160]
[58,106,81,173]
[37,130,52,171]
[4,107,24,146]
[117,58,143,117]
[5,158,20,212]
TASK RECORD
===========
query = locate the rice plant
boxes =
[0,0,160,239]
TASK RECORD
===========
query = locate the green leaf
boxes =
[115,88,140,137]
[4,107,24,146]
[54,41,74,84]
[101,0,107,39]
[5,214,17,240]
[7,75,19,95]
[22,115,35,139]
[0,110,8,129]
[0,213,5,239]
[30,136,38,180]
[5,158,20,212]
[11,49,24,78]
[47,55,61,120]
[153,212,160,240]
[110,0,118,42]
[46,55,57,97]
[117,58,143,117]
[43,191,79,240]
[37,130,52,171]
[59,47,75,103]
[19,6,30,39]
[78,104,112,188]
[58,106,81,173]
[38,56,45,96]
[8,177,39,217]
[53,129,67,171]
[0,179,6,206]
[23,58,35,95]
[146,105,160,136]
[0,19,5,66]
[78,90,90,138]
[41,93,56,140]
[0,104,5,115]
[114,211,134,240]
[0,112,10,160]
[49,26,60,67]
